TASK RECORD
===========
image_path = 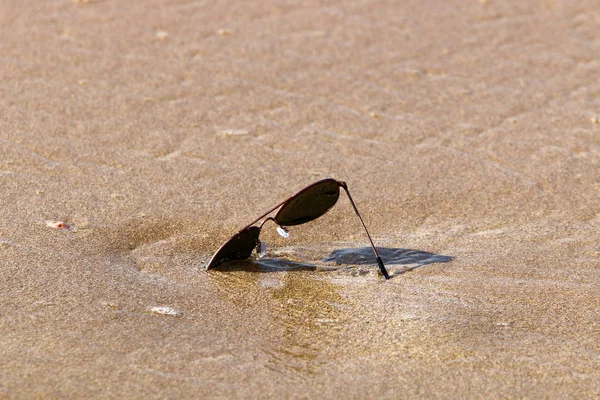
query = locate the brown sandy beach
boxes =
[1,0,599,398]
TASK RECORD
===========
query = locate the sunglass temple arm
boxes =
[339,182,391,280]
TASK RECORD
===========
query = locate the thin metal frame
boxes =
[207,179,390,279]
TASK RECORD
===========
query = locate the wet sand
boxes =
[1,0,599,398]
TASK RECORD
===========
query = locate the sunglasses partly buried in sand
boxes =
[206,178,391,279]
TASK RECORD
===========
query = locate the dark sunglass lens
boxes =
[274,179,340,227]
[206,226,260,270]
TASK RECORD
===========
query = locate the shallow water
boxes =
[2,0,600,398]
[216,245,454,278]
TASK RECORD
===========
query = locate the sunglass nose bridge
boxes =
[259,217,275,229]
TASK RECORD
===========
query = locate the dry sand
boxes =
[1,0,599,398]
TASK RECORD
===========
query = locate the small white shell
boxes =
[149,306,183,317]
[46,220,69,229]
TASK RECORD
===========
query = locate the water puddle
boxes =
[212,246,453,277]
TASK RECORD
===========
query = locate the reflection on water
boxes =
[265,273,344,375]
[205,246,452,375]
[214,258,317,272]
[207,267,345,376]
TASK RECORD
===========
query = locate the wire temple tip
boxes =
[376,256,391,280]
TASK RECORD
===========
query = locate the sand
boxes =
[1,0,599,398]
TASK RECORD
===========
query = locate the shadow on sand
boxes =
[323,247,453,277]
[213,247,453,278]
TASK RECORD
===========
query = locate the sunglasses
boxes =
[206,178,391,279]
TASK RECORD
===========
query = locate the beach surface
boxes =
[1,1,599,398]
